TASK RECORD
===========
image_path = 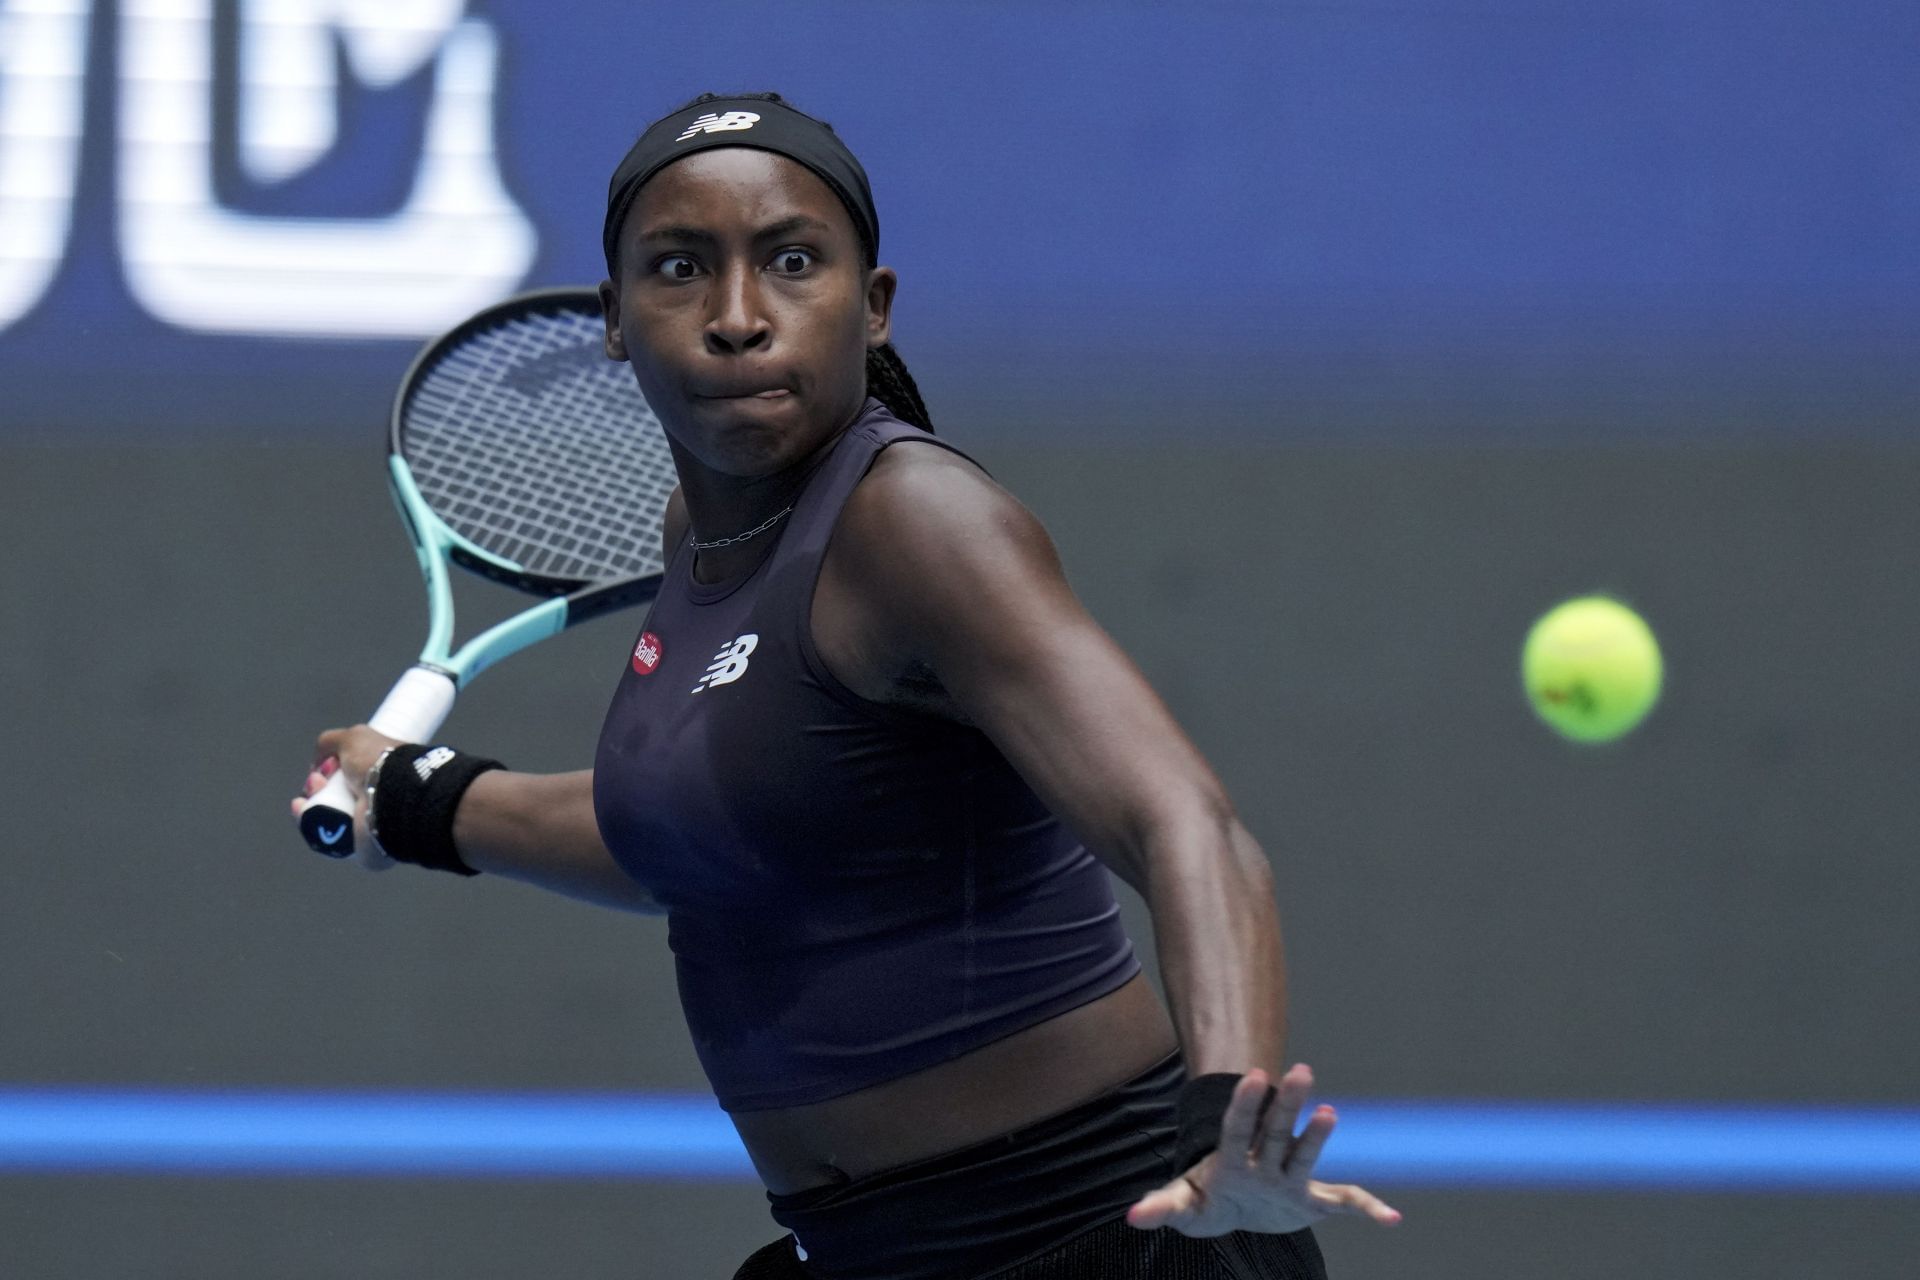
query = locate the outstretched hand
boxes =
[1126,1065,1401,1237]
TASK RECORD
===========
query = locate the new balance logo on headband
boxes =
[677,111,760,142]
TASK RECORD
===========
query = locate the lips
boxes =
[694,382,793,401]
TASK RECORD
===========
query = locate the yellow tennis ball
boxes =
[1522,596,1663,743]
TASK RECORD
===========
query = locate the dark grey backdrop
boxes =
[2,437,1916,1277]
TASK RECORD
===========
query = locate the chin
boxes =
[690,401,815,476]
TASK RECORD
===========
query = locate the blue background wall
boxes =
[2,3,1916,1277]
[4,0,1916,439]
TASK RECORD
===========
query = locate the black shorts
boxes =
[730,1051,1326,1280]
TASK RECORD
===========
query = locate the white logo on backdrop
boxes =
[0,0,87,330]
[0,0,535,338]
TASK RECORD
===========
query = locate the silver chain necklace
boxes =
[690,505,795,551]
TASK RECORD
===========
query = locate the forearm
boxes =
[1140,805,1288,1077]
[451,769,663,914]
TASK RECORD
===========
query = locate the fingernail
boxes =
[319,758,339,778]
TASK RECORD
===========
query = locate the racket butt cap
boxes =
[299,779,358,857]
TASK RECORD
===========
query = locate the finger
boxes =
[313,727,354,767]
[1281,1104,1337,1177]
[1253,1063,1313,1165]
[1125,1173,1203,1230]
[1217,1070,1273,1165]
[293,764,342,820]
[1310,1180,1403,1226]
[314,725,345,767]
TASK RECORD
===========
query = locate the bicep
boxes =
[839,455,1232,886]
[934,558,1230,887]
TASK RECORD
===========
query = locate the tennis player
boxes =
[297,93,1399,1279]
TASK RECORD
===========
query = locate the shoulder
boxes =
[819,437,1073,677]
[835,439,1057,586]
[814,433,1137,729]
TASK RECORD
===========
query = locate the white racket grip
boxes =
[298,667,458,862]
[366,666,459,741]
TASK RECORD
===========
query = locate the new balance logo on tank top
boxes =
[592,400,1140,1113]
[692,634,757,692]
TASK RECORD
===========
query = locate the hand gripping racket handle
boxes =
[299,666,459,857]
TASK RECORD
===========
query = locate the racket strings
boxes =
[399,306,676,585]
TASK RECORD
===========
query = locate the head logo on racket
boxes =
[632,632,664,676]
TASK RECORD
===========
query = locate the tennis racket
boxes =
[298,286,677,859]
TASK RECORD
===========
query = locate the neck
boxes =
[669,418,855,584]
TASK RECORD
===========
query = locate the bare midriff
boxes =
[728,972,1181,1195]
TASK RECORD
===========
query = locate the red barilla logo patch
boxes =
[631,632,663,675]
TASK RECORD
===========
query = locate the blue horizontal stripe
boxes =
[1319,1101,1920,1191]
[0,1091,752,1179]
[1,1091,1916,1190]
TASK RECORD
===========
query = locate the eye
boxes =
[654,254,699,281]
[769,249,814,275]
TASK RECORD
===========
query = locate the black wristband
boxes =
[1174,1073,1246,1173]
[368,744,503,876]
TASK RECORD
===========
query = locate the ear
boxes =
[863,266,897,350]
[598,279,628,361]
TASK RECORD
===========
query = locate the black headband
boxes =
[603,97,880,276]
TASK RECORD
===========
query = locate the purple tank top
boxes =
[592,400,1140,1112]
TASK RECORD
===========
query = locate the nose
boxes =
[704,263,771,355]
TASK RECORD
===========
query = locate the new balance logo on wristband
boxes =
[693,634,758,692]
[676,111,759,142]
[413,746,457,781]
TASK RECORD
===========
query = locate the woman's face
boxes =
[600,148,895,479]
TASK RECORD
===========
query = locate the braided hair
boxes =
[631,91,934,434]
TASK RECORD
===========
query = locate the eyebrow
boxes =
[636,215,836,247]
